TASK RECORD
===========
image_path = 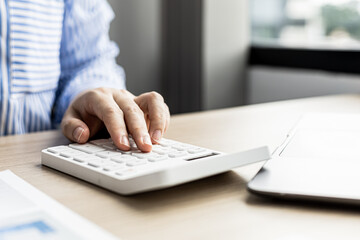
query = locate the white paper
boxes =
[0,170,119,240]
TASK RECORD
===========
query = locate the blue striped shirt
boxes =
[0,0,126,136]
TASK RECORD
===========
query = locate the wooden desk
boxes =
[1,94,360,240]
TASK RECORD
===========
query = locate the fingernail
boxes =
[73,127,84,142]
[120,135,130,147]
[142,135,152,146]
[152,130,162,141]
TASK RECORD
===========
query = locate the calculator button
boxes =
[148,155,168,162]
[88,158,105,168]
[59,149,84,158]
[111,155,136,163]
[128,149,142,155]
[152,146,172,155]
[188,147,206,154]
[152,149,167,155]
[69,143,104,154]
[168,151,188,158]
[172,144,189,151]
[90,139,111,146]
[131,152,156,159]
[47,146,69,154]
[116,149,131,154]
[96,151,121,158]
[73,155,88,163]
[151,145,162,150]
[157,139,176,147]
[103,163,125,171]
[126,159,148,167]
[102,143,117,150]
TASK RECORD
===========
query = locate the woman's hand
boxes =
[61,88,170,152]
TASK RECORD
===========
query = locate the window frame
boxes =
[249,45,360,75]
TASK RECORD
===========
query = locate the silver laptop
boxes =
[248,113,360,204]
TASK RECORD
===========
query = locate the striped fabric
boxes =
[0,0,126,136]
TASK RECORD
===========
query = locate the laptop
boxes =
[248,113,360,205]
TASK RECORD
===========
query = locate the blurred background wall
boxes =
[107,0,360,113]
[202,0,249,109]
[107,0,249,113]
[107,0,163,96]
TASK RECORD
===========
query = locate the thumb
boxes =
[61,110,90,143]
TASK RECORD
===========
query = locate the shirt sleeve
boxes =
[52,0,126,126]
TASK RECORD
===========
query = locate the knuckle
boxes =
[86,89,102,99]
[85,88,112,101]
[148,91,163,101]
[102,106,120,119]
[118,89,129,95]
[124,105,141,114]
[118,89,133,99]
[96,87,111,95]
[150,112,163,122]
[85,89,110,103]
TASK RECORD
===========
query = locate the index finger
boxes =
[77,90,131,151]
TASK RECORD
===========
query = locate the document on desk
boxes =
[0,170,119,240]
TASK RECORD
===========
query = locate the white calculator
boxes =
[41,138,270,195]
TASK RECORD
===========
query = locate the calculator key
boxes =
[73,155,88,163]
[111,155,136,163]
[129,149,142,154]
[59,149,85,158]
[47,146,69,154]
[102,143,117,150]
[126,159,148,167]
[152,146,172,155]
[157,139,176,147]
[168,151,188,158]
[131,152,156,159]
[148,155,168,162]
[172,144,190,151]
[103,163,125,171]
[90,139,111,146]
[116,149,132,154]
[152,149,166,155]
[69,143,104,154]
[188,147,206,154]
[88,159,105,168]
[96,151,121,158]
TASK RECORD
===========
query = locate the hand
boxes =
[61,88,170,152]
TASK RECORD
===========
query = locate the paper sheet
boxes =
[0,170,119,240]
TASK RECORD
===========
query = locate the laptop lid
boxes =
[248,113,360,204]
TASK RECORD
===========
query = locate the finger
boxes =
[135,92,169,143]
[82,92,131,151]
[163,104,171,134]
[148,106,167,143]
[61,108,90,144]
[114,92,152,152]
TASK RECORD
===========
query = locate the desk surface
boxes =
[2,94,360,240]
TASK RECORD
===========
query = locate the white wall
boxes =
[107,0,252,110]
[248,66,360,104]
[202,0,249,110]
[107,0,162,95]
